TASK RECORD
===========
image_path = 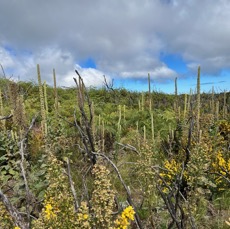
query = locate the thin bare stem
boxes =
[0,189,28,229]
[66,158,79,212]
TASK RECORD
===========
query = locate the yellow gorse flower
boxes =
[121,206,135,221]
[44,203,57,220]
[217,152,225,168]
[160,159,181,181]
[115,206,135,229]
[213,151,230,176]
[14,227,21,229]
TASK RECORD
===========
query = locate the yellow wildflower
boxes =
[217,152,226,168]
[44,203,57,220]
[114,206,135,229]
[83,214,88,220]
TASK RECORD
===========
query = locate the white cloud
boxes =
[120,66,178,81]
[0,0,230,86]
[151,66,178,79]
[0,46,108,87]
[63,65,109,88]
[0,47,14,68]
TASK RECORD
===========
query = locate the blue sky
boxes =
[79,56,229,94]
[0,0,230,94]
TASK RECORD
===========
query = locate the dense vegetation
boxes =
[0,65,229,228]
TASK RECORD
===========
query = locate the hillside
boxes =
[0,67,229,229]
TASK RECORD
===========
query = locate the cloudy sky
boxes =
[0,0,230,93]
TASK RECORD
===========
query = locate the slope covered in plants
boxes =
[0,66,229,229]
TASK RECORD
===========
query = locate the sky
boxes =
[0,0,230,94]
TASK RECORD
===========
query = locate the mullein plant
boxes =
[43,81,48,117]
[223,91,227,119]
[90,163,116,228]
[187,88,192,115]
[37,64,47,137]
[174,77,178,114]
[117,105,122,142]
[32,154,78,228]
[8,82,26,134]
[216,100,220,121]
[32,153,135,229]
[77,162,136,229]
[211,86,215,116]
[0,88,6,131]
[148,73,152,112]
[75,201,91,229]
[183,93,187,120]
[151,112,155,145]
[53,69,58,116]
[135,141,158,224]
[141,92,144,111]
[196,66,201,141]
[15,95,26,136]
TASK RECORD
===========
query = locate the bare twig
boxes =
[18,212,37,220]
[66,158,79,212]
[156,184,182,229]
[0,189,28,229]
[19,139,31,224]
[18,116,37,227]
[73,109,93,162]
[185,115,194,167]
[115,142,140,154]
[81,165,92,204]
[103,75,119,104]
[23,115,38,138]
[73,72,96,164]
[0,63,6,78]
[103,75,114,91]
[0,114,13,120]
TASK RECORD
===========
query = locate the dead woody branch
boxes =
[19,116,38,227]
[0,189,29,229]
[66,157,79,212]
[73,70,96,164]
[0,114,13,120]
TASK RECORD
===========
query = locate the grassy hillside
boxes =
[0,68,229,229]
